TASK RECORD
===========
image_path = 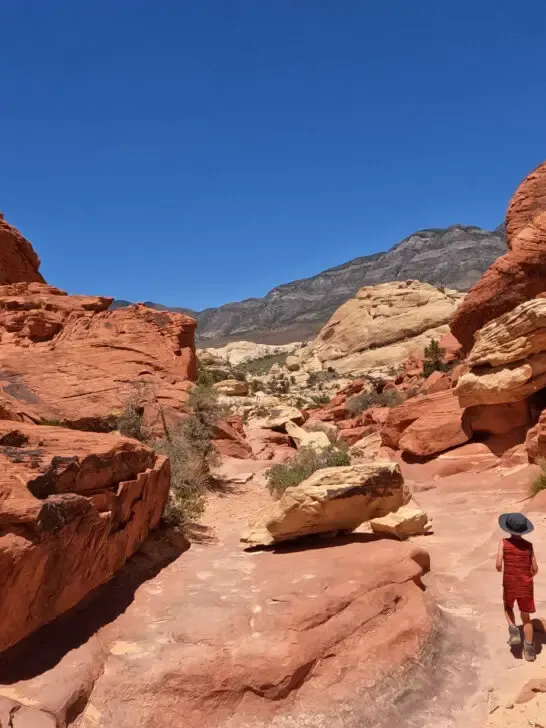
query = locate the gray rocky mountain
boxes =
[112,224,506,345]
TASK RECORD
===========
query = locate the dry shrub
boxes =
[266,444,350,499]
[346,389,404,416]
[156,385,221,527]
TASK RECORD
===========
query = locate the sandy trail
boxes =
[404,465,546,727]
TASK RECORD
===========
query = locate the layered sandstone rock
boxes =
[298,281,463,375]
[242,462,406,547]
[381,390,471,458]
[0,283,197,432]
[451,161,546,352]
[0,215,45,285]
[455,298,546,407]
[0,421,170,653]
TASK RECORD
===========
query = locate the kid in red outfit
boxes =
[496,512,538,662]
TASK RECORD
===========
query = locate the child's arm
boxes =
[496,539,503,572]
[532,548,538,576]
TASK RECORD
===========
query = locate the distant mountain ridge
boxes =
[112,224,507,345]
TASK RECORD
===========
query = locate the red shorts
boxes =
[504,590,535,613]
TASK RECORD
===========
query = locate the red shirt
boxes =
[503,537,534,596]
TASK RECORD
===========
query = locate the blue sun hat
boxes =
[499,512,534,536]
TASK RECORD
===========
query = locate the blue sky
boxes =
[1,0,545,310]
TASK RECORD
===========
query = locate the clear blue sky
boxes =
[1,1,545,310]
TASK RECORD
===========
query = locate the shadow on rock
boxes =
[0,526,189,683]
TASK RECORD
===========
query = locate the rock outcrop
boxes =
[451,162,546,352]
[381,390,471,458]
[295,281,463,375]
[0,421,170,652]
[0,282,197,432]
[242,462,406,547]
[0,214,45,285]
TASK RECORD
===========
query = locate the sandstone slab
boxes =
[370,507,432,540]
[0,214,45,285]
[242,462,406,547]
[285,420,330,452]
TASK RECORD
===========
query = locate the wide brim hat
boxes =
[499,512,534,536]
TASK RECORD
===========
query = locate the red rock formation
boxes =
[0,215,45,284]
[450,161,546,352]
[0,421,170,653]
[0,283,197,432]
[381,390,471,457]
[213,419,254,459]
[465,401,531,436]
[525,411,546,462]
[418,370,450,395]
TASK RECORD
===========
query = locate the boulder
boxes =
[245,427,294,461]
[213,419,254,460]
[0,214,45,285]
[285,420,330,453]
[262,405,305,430]
[0,283,197,432]
[370,507,432,540]
[241,462,406,547]
[381,390,471,457]
[302,281,463,375]
[212,379,249,397]
[285,355,300,371]
[450,162,546,352]
[350,432,396,462]
[466,401,531,436]
[0,421,170,653]
[418,370,450,395]
[302,418,338,441]
[198,341,299,367]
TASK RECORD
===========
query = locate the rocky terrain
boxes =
[112,224,506,346]
[3,163,546,728]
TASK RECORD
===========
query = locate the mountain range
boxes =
[111,224,506,346]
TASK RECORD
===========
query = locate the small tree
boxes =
[423,339,447,378]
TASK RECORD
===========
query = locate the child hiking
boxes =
[496,512,538,662]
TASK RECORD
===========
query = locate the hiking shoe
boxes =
[508,625,522,646]
[524,640,536,662]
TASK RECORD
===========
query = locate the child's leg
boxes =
[521,611,534,643]
[504,603,516,626]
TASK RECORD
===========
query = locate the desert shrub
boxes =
[237,353,288,376]
[156,385,221,526]
[346,389,404,416]
[250,379,265,393]
[117,395,148,441]
[531,459,546,497]
[197,366,233,387]
[266,375,290,395]
[310,393,330,406]
[266,444,351,498]
[307,369,340,387]
[423,339,447,378]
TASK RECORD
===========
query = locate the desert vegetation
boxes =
[266,443,350,498]
[346,389,404,416]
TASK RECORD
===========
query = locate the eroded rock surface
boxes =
[0,283,197,432]
[0,421,169,652]
[0,215,45,285]
[298,280,463,375]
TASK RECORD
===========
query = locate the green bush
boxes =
[423,339,448,378]
[156,385,221,526]
[117,395,148,441]
[531,459,546,497]
[237,353,288,376]
[346,389,404,416]
[266,444,351,499]
[310,393,330,406]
